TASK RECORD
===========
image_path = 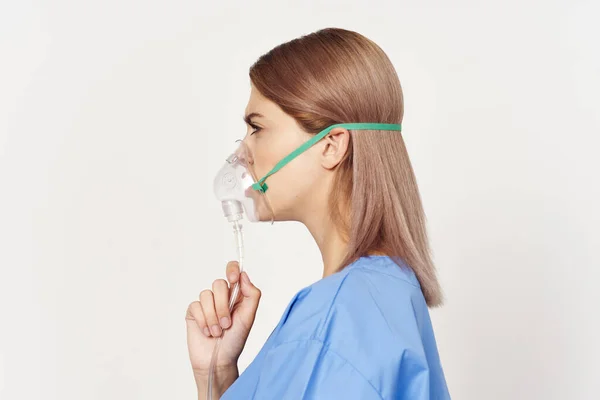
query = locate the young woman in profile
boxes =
[186,27,451,399]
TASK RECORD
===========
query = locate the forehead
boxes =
[244,85,285,122]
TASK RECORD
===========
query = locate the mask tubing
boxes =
[207,220,244,400]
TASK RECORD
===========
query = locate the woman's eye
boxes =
[249,123,262,135]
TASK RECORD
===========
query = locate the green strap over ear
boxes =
[251,122,402,193]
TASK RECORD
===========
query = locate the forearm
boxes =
[195,365,239,400]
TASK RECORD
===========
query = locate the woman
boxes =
[186,27,450,399]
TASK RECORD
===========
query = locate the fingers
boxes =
[212,279,231,329]
[198,276,234,338]
[188,262,259,339]
[185,300,207,336]
[226,261,240,286]
[226,261,244,308]
[199,289,222,337]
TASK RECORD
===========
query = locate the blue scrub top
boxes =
[221,255,450,399]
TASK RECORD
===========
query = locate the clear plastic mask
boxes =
[213,140,274,223]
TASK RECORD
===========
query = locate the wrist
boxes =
[193,363,238,378]
[194,364,239,397]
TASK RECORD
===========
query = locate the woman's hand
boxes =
[185,261,262,388]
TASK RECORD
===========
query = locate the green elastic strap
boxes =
[251,122,402,193]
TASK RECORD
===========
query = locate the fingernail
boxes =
[242,272,250,283]
[211,324,221,337]
[203,327,210,337]
[220,316,231,329]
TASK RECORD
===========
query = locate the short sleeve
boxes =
[252,339,383,400]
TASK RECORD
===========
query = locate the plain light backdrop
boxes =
[1,1,598,399]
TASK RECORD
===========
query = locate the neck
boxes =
[302,212,348,279]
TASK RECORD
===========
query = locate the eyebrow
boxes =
[243,112,265,125]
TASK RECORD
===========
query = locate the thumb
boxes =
[237,271,261,314]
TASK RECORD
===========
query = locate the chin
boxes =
[255,208,294,223]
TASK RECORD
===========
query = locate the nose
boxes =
[234,139,255,167]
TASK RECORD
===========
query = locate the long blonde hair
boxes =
[249,28,443,307]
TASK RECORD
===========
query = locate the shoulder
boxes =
[272,256,429,349]
[333,255,424,306]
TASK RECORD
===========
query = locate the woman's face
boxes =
[242,85,323,222]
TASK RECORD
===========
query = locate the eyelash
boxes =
[249,123,262,135]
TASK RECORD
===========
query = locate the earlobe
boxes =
[322,127,350,170]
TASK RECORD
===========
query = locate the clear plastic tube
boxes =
[207,219,244,400]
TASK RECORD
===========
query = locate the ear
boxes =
[321,127,350,170]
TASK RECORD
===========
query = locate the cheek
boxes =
[266,154,317,201]
[250,144,282,181]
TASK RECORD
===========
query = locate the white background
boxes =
[1,1,598,399]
